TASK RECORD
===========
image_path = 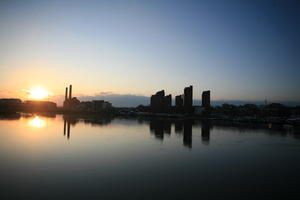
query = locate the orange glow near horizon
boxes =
[27,87,52,100]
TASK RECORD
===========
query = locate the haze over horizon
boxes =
[1,0,300,106]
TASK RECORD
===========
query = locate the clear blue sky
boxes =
[0,0,299,103]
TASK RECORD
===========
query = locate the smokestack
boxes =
[69,85,72,99]
[65,87,68,101]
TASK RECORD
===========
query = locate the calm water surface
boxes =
[0,113,300,199]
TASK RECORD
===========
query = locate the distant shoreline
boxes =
[1,110,299,128]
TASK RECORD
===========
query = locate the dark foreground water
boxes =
[0,113,300,199]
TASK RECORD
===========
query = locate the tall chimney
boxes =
[65,87,68,101]
[69,85,72,99]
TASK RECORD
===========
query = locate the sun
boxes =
[28,87,52,100]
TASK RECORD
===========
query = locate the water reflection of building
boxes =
[149,119,172,140]
[174,121,183,133]
[63,120,71,139]
[62,114,113,139]
[201,120,211,145]
[149,119,165,140]
[148,118,212,148]
[183,120,193,148]
[164,121,171,134]
[149,119,194,148]
[61,115,213,145]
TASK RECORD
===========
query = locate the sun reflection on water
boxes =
[28,116,46,128]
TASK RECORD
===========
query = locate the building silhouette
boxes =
[65,87,68,101]
[63,85,112,112]
[0,98,57,113]
[202,90,210,109]
[150,90,172,113]
[184,85,193,113]
[148,85,212,114]
[0,99,22,112]
[63,85,80,109]
[23,100,57,112]
[150,90,165,113]
[69,85,72,99]
[164,94,172,112]
[175,95,183,107]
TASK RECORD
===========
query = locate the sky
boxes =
[0,0,300,106]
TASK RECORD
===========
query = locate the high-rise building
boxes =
[175,95,183,107]
[184,85,193,113]
[202,90,210,108]
[150,90,165,112]
[164,94,171,107]
[164,94,171,112]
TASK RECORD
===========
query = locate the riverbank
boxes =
[118,111,300,127]
[1,109,300,128]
